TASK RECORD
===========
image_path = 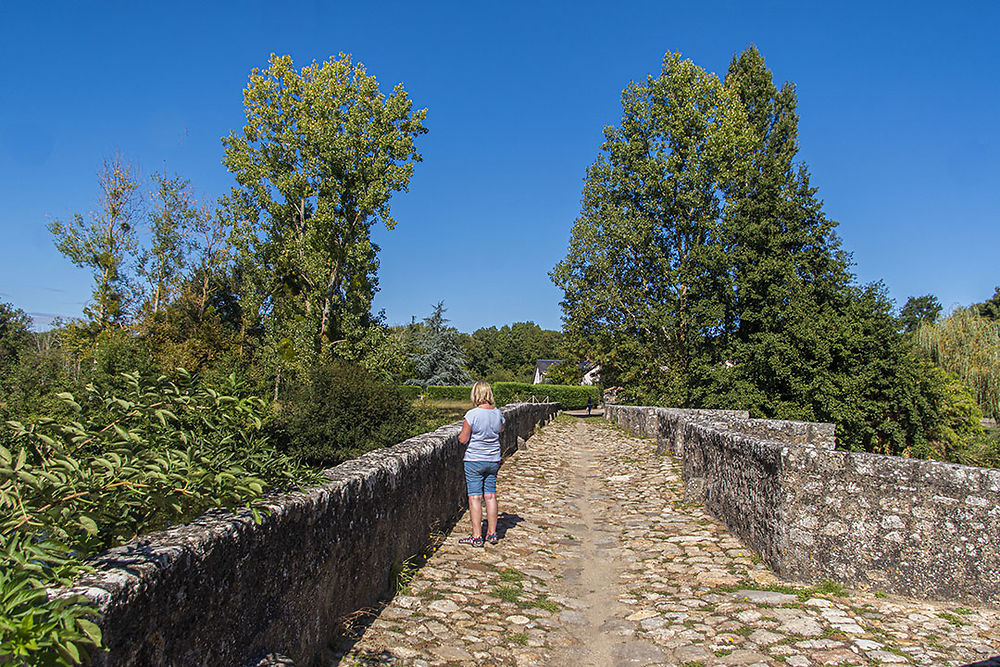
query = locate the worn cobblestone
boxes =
[331,418,1000,666]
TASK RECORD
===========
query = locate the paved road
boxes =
[329,418,1000,666]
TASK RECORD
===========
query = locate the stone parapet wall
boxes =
[605,405,1000,605]
[58,402,559,666]
[604,405,750,457]
[779,446,1000,603]
[728,418,836,450]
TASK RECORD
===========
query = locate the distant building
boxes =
[582,363,601,386]
[532,359,601,386]
[532,359,562,384]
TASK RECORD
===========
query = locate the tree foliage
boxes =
[460,322,563,382]
[138,173,197,315]
[406,302,470,387]
[0,303,32,378]
[975,286,1000,320]
[899,294,942,332]
[222,53,427,350]
[552,52,750,406]
[544,360,584,386]
[48,155,140,329]
[916,306,1000,420]
[269,360,414,466]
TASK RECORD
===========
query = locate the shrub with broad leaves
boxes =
[0,371,319,665]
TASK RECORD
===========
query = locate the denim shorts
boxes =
[464,460,501,496]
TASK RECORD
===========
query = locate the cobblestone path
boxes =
[331,418,1000,666]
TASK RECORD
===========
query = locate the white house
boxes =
[532,359,601,385]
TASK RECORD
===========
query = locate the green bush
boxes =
[1,371,317,665]
[271,361,415,467]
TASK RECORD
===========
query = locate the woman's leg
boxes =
[468,495,484,539]
[484,493,498,537]
[483,462,500,538]
[465,462,486,539]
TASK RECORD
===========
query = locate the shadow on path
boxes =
[488,511,524,541]
[561,408,604,418]
[326,512,527,665]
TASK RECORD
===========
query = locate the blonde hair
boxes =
[470,381,495,406]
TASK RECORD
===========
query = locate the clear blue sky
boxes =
[1,0,997,332]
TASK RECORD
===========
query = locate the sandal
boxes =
[485,533,499,545]
[459,535,484,547]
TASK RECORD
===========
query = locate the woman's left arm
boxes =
[459,419,472,444]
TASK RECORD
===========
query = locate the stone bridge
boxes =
[60,406,1000,666]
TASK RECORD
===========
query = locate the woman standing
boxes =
[457,381,505,547]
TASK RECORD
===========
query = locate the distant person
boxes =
[586,396,593,416]
[457,381,505,547]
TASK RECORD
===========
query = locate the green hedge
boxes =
[398,385,423,400]
[403,383,601,410]
[494,382,600,409]
[424,385,473,401]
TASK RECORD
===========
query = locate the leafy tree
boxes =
[269,360,414,466]
[407,302,470,387]
[910,366,986,463]
[0,303,35,421]
[899,294,942,332]
[330,323,408,384]
[916,307,1000,420]
[48,155,140,329]
[461,322,562,382]
[140,290,240,377]
[544,359,584,385]
[551,52,750,405]
[975,286,1000,320]
[0,302,32,372]
[0,323,72,423]
[187,200,235,323]
[222,53,427,350]
[138,173,197,315]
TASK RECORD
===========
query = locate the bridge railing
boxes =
[605,404,1000,607]
[53,402,560,666]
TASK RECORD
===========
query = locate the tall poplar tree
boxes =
[138,172,197,315]
[222,53,427,350]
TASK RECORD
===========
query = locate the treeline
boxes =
[552,46,997,464]
[397,303,564,386]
